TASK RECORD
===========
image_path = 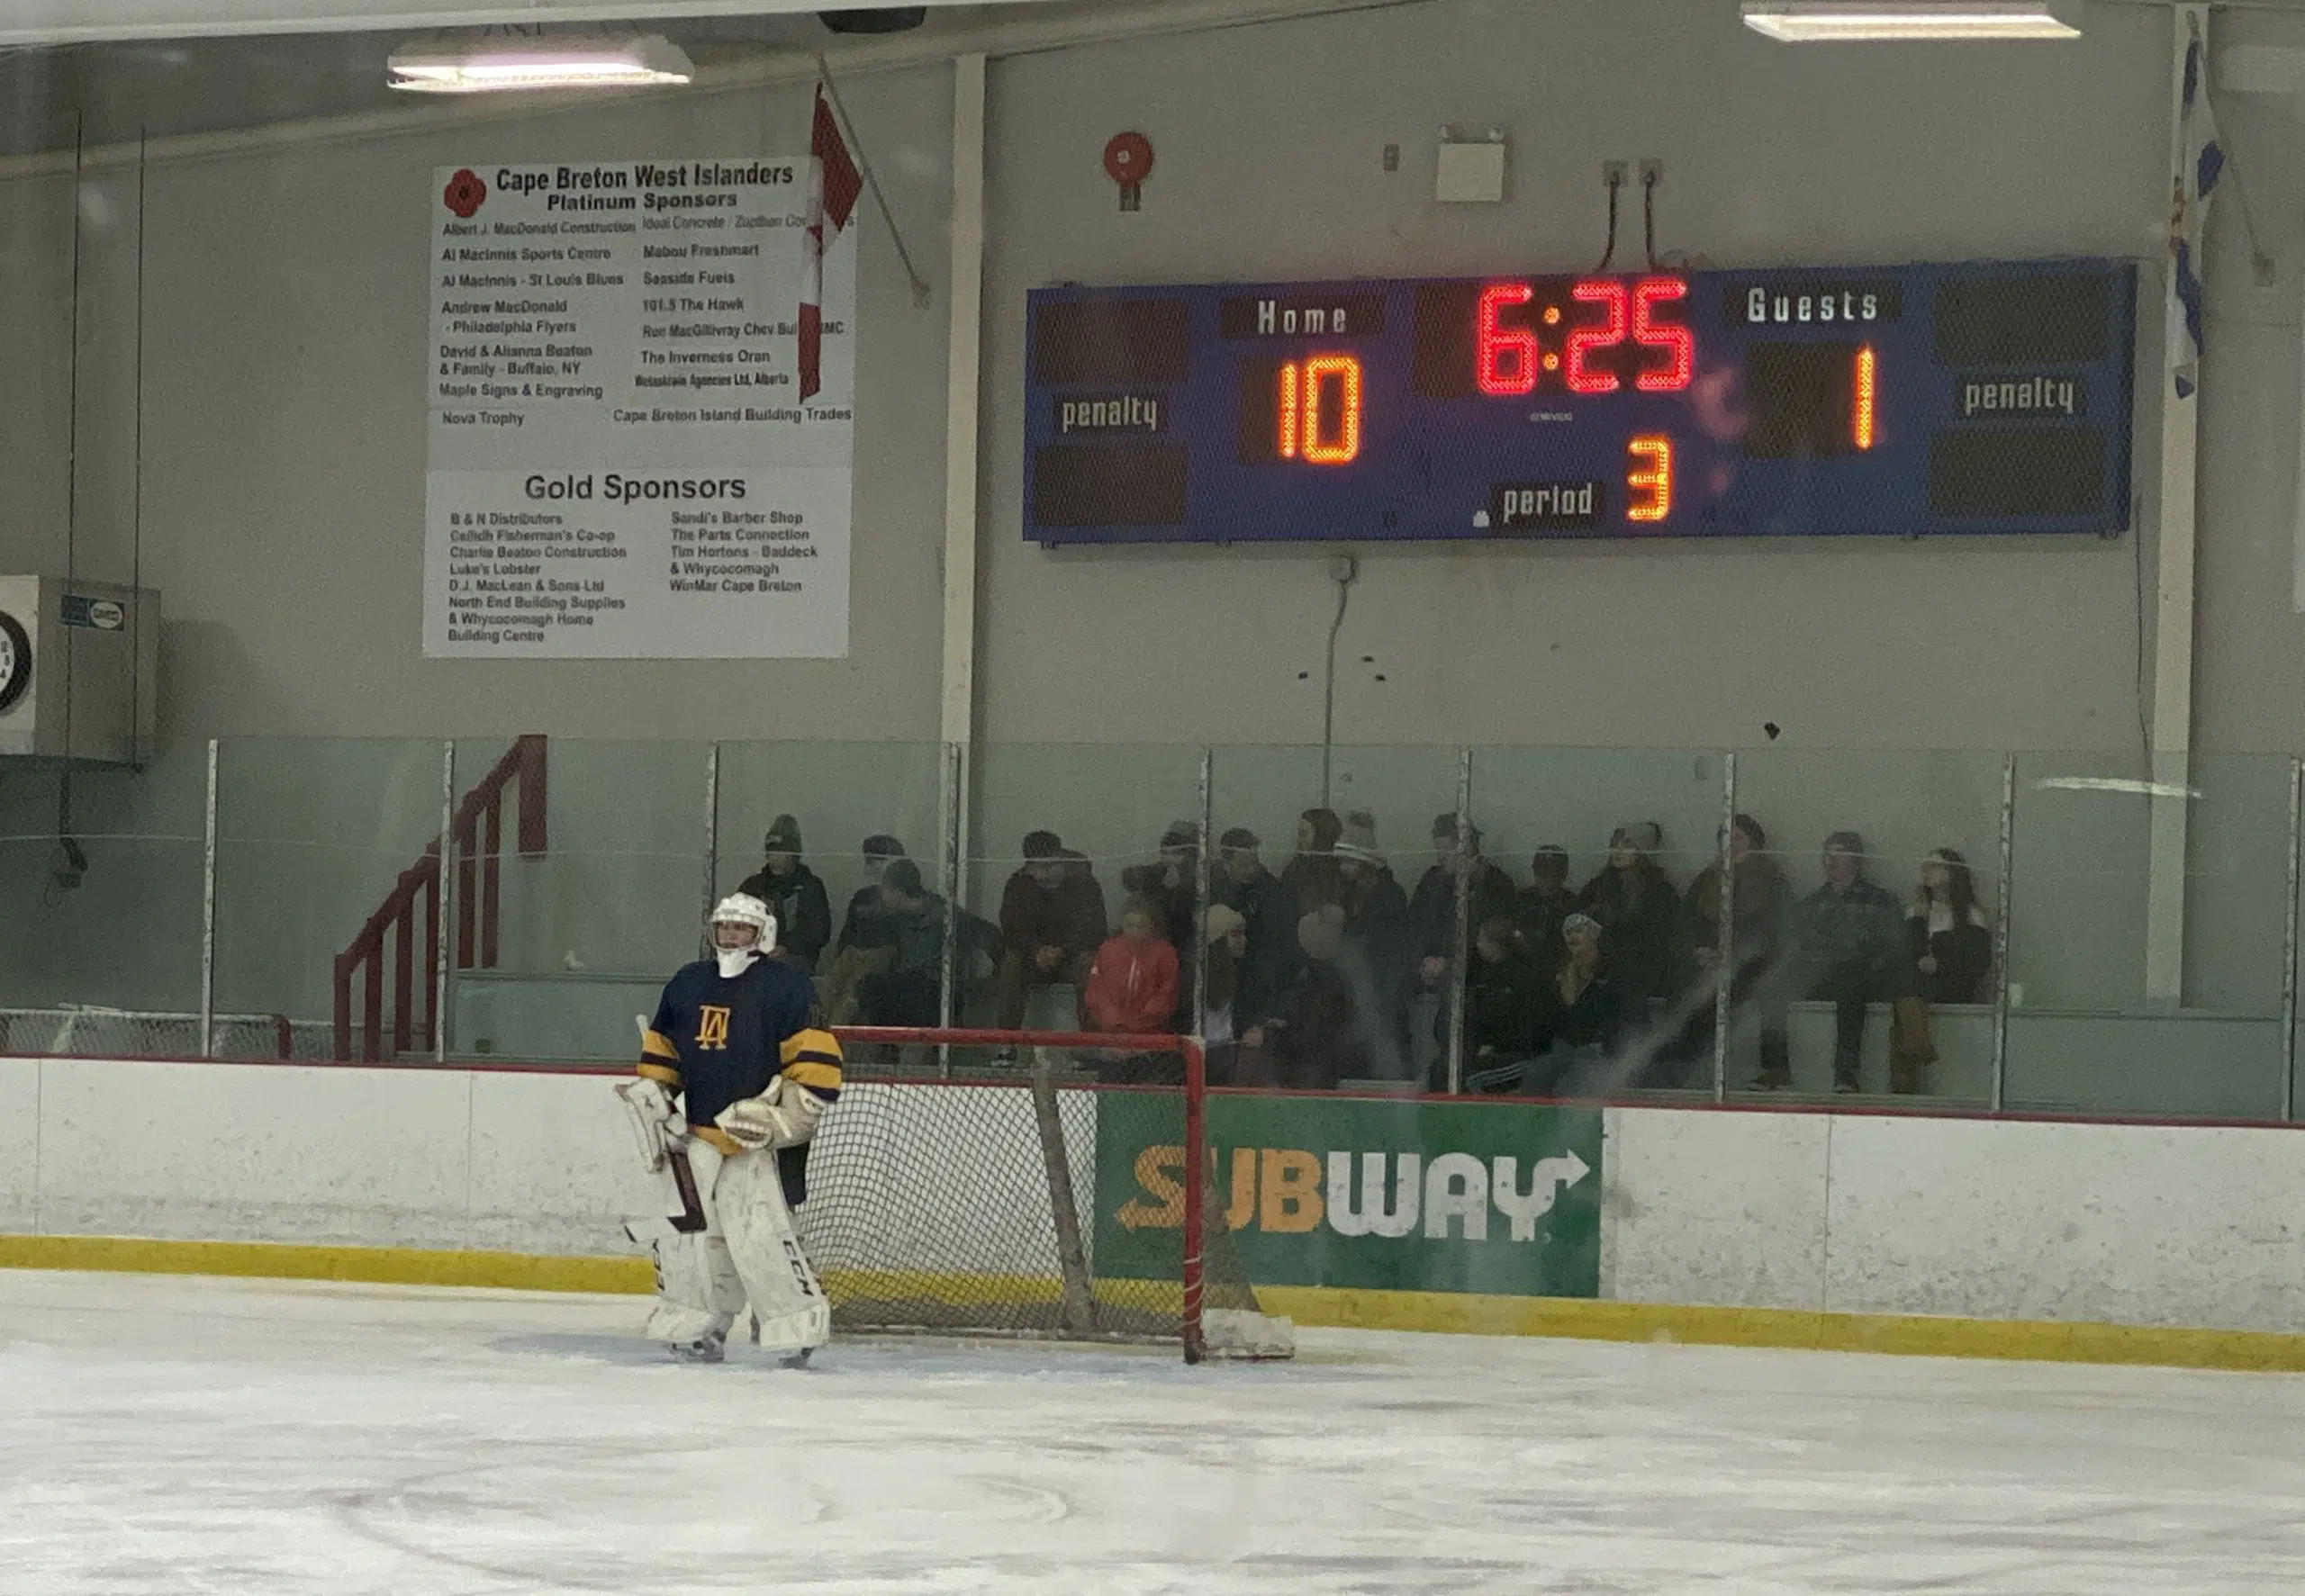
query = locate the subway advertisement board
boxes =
[1093,1094,1603,1298]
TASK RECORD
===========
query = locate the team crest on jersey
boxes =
[696,1005,732,1050]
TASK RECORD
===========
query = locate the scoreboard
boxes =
[1023,258,2136,545]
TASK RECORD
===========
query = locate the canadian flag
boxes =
[800,84,863,402]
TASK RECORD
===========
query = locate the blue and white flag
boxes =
[2168,32,2223,401]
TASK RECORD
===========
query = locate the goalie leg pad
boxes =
[634,1142,746,1349]
[716,1149,832,1356]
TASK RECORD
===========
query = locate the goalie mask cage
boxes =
[807,1027,1294,1364]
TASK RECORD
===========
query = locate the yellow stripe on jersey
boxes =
[778,1027,844,1092]
[636,1061,681,1087]
[688,1124,744,1158]
[640,1028,682,1062]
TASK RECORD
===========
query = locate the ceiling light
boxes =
[1740,3,2080,41]
[387,32,694,94]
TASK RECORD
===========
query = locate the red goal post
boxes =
[816,1026,1293,1364]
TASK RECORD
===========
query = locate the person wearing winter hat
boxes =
[1523,911,1624,1096]
[1121,822,1202,1025]
[737,813,832,974]
[818,834,909,1024]
[1216,825,1295,1015]
[1515,846,1577,976]
[1576,821,1680,1023]
[994,830,1108,1030]
[1795,830,1916,1093]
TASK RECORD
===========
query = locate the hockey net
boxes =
[808,1027,1294,1363]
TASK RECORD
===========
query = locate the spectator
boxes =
[1453,917,1548,1095]
[1121,822,1201,1023]
[737,814,832,974]
[818,834,907,1024]
[1266,905,1363,1090]
[1407,815,1519,998]
[1577,822,1680,1020]
[994,830,1107,1031]
[1908,849,1992,1005]
[855,859,943,1028]
[1082,894,1180,1037]
[1216,825,1296,1005]
[1798,830,1914,1093]
[1202,902,1252,1043]
[1335,812,1414,1053]
[1515,846,1577,974]
[1527,912,1623,1095]
[1678,813,1794,1090]
[1890,848,1991,1097]
[834,835,908,952]
[1279,807,1344,918]
[856,860,1004,1034]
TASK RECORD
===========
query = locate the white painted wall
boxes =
[978,0,2168,753]
[12,1057,2305,1338]
[0,0,2189,753]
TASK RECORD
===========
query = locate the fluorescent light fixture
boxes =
[388,32,694,94]
[2033,777,2200,800]
[1740,3,2080,41]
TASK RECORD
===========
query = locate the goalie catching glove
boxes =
[714,1074,828,1151]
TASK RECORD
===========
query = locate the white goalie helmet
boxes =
[709,892,777,977]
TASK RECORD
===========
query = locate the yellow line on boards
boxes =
[7,1235,2303,1375]
[1253,1286,2305,1375]
[0,1235,653,1295]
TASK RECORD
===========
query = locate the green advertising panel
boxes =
[1092,1092,1602,1298]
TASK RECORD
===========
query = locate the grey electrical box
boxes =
[0,575,160,765]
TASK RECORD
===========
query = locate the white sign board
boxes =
[423,159,853,658]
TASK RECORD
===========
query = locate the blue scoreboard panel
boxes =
[1023,259,2136,545]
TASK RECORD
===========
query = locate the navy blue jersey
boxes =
[637,956,843,1205]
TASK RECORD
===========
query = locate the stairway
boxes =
[331,735,547,1061]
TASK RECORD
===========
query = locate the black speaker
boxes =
[818,8,927,33]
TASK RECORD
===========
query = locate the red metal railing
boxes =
[332,736,547,1062]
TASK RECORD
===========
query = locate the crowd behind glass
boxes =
[734,805,1993,1096]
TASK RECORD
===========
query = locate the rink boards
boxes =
[5,1053,2305,1366]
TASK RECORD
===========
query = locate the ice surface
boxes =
[5,1268,2305,1594]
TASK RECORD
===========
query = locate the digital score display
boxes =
[1024,260,2135,544]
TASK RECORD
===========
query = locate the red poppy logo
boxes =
[443,168,488,220]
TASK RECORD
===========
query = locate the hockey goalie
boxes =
[617,893,843,1365]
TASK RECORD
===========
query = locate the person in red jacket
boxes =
[1081,896,1183,1086]
[1082,896,1180,1035]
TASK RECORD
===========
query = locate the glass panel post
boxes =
[938,740,963,1077]
[2285,757,2302,1123]
[1445,747,1472,1096]
[1193,747,1213,1046]
[435,740,456,1063]
[200,738,218,1058]
[1991,753,2015,1113]
[701,743,720,940]
[1712,752,1736,1104]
